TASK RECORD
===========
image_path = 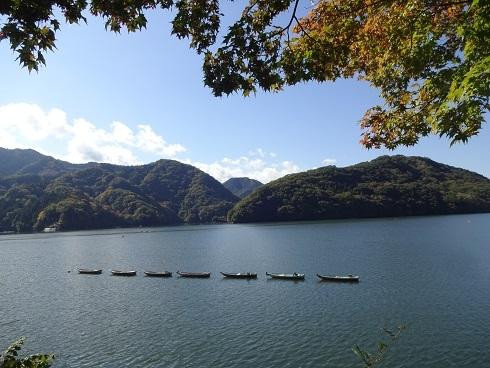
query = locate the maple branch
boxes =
[293,15,316,42]
[243,0,260,17]
[270,0,300,37]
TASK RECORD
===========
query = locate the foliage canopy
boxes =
[352,325,406,367]
[0,0,488,148]
[0,338,54,368]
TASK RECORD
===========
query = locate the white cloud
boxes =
[0,103,302,183]
[188,153,301,183]
[248,148,277,159]
[111,121,135,146]
[252,148,266,157]
[322,158,337,166]
[0,103,71,141]
[0,129,22,149]
[136,124,186,156]
[65,118,140,165]
[0,103,186,165]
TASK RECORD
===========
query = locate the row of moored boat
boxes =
[77,269,360,282]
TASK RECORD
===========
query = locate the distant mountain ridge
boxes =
[0,148,238,232]
[228,155,490,223]
[0,148,90,177]
[2,150,489,232]
[223,177,263,198]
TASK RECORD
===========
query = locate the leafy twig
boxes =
[352,325,407,367]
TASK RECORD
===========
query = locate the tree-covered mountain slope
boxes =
[223,177,263,198]
[0,149,238,232]
[0,148,91,177]
[228,156,490,223]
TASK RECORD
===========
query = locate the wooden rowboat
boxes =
[111,270,137,277]
[144,271,172,277]
[316,274,360,282]
[177,271,211,278]
[78,269,102,275]
[220,272,257,279]
[266,272,305,280]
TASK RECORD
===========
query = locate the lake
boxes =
[1,214,489,367]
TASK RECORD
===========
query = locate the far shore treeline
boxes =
[0,148,489,233]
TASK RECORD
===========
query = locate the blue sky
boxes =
[0,9,488,182]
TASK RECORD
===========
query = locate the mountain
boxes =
[0,149,238,232]
[223,177,263,198]
[228,156,490,223]
[0,148,90,177]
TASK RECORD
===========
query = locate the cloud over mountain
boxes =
[0,103,186,165]
[0,103,302,183]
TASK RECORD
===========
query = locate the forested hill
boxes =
[0,149,238,232]
[223,177,263,198]
[0,148,91,177]
[228,156,490,223]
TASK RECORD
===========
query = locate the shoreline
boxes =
[1,211,488,238]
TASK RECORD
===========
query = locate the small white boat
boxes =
[316,274,360,282]
[220,272,257,279]
[42,227,57,233]
[266,272,305,280]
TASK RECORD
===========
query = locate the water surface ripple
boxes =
[1,214,489,367]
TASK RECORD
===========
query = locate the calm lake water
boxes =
[1,214,489,367]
